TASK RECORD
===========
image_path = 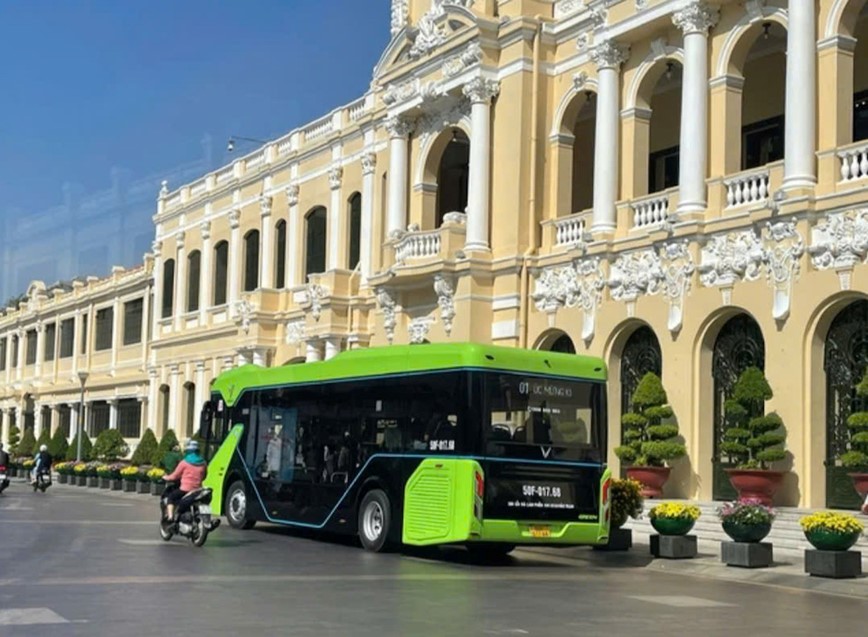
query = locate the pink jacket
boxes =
[165,460,207,492]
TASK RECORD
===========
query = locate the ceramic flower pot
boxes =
[650,517,695,536]
[804,528,861,551]
[724,469,784,506]
[847,473,868,499]
[626,466,671,498]
[722,520,771,543]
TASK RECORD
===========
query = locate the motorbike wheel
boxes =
[191,520,209,547]
[159,521,174,542]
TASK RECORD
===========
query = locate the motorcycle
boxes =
[159,481,220,547]
[31,471,51,493]
[0,466,9,495]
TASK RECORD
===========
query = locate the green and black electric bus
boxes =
[200,343,612,554]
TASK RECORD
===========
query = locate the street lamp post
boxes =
[76,371,89,462]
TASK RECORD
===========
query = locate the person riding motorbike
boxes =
[31,444,53,485]
[0,443,10,494]
[162,440,207,521]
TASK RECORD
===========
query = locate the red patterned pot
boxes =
[847,473,868,499]
[724,469,784,506]
[626,466,671,498]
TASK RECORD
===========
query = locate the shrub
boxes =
[92,429,129,461]
[610,478,644,529]
[66,431,93,462]
[17,428,36,457]
[48,427,69,460]
[154,429,179,466]
[720,367,786,470]
[7,423,20,454]
[614,372,686,467]
[841,368,868,470]
[131,429,159,466]
[36,428,51,452]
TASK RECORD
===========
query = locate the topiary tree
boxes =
[36,428,51,453]
[92,429,129,461]
[720,366,786,470]
[131,428,159,465]
[153,429,179,466]
[66,431,93,461]
[615,372,686,467]
[48,427,69,460]
[840,368,868,469]
[17,428,36,457]
[7,423,20,455]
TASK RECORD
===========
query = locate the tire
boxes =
[191,520,209,547]
[159,521,174,542]
[466,543,516,559]
[225,481,256,530]
[358,489,392,553]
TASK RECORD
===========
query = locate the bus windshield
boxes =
[483,372,605,463]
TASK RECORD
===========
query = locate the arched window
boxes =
[213,241,229,306]
[852,10,868,142]
[187,250,201,313]
[740,24,786,170]
[275,220,287,288]
[161,259,175,318]
[647,61,683,194]
[243,230,260,292]
[620,326,663,418]
[305,207,327,277]
[184,381,196,437]
[436,130,469,226]
[348,193,362,270]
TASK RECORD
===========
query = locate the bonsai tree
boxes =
[154,429,179,467]
[131,428,159,466]
[66,431,93,462]
[92,429,130,461]
[48,427,69,460]
[36,428,51,452]
[615,372,686,467]
[720,367,786,470]
[17,427,36,457]
[7,423,20,455]
[841,368,868,469]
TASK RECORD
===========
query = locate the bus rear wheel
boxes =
[358,489,392,552]
[225,481,256,530]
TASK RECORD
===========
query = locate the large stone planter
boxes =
[57,474,68,484]
[99,478,111,489]
[626,466,670,498]
[722,521,772,543]
[724,469,784,506]
[151,482,165,496]
[122,480,137,493]
[136,480,151,494]
[650,534,697,559]
[76,475,88,486]
[805,550,862,578]
[721,541,773,568]
[110,479,122,491]
[86,476,99,488]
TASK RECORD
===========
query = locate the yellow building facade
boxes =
[2,0,868,508]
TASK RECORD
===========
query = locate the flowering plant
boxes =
[22,459,35,469]
[717,500,776,526]
[53,461,74,475]
[610,478,644,529]
[648,502,701,521]
[147,468,166,483]
[96,464,118,479]
[73,462,89,474]
[120,466,140,482]
[800,511,864,535]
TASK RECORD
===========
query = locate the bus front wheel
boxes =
[358,489,392,552]
[225,481,256,530]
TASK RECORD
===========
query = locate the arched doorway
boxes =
[620,326,663,418]
[711,313,765,500]
[825,300,868,508]
[436,130,469,226]
[536,330,576,354]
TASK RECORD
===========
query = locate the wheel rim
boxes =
[229,489,246,522]
[363,501,384,541]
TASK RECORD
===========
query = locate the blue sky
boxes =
[0,0,390,219]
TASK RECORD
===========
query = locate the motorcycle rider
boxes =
[162,439,207,521]
[31,444,52,485]
[0,443,10,494]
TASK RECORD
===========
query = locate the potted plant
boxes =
[21,458,35,482]
[598,478,644,551]
[800,511,864,578]
[120,465,139,492]
[148,468,166,496]
[131,429,159,466]
[136,468,151,494]
[717,499,776,543]
[96,464,115,489]
[648,502,701,536]
[65,431,93,462]
[615,372,686,497]
[93,429,130,463]
[840,368,868,498]
[54,461,71,484]
[85,462,100,487]
[109,463,125,490]
[720,367,787,505]
[48,427,70,462]
[73,462,89,486]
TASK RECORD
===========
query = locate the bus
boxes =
[200,343,612,555]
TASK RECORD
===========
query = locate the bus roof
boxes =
[212,342,607,406]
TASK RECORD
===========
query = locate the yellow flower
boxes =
[649,502,701,521]
[147,468,165,480]
[800,511,864,534]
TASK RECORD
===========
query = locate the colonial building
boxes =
[1,0,867,509]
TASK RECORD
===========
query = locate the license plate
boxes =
[529,525,551,538]
[0,474,5,480]
[198,504,212,515]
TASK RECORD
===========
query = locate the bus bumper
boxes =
[472,519,609,546]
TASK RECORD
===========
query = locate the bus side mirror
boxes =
[199,401,214,439]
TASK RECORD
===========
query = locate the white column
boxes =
[146,369,159,433]
[108,399,119,430]
[286,184,300,287]
[228,209,242,308]
[34,322,44,377]
[174,231,187,329]
[259,195,274,288]
[70,404,80,441]
[15,329,24,381]
[462,78,500,253]
[4,335,11,384]
[252,348,267,367]
[50,405,59,436]
[328,166,343,270]
[783,0,817,189]
[151,241,164,340]
[194,361,206,417]
[591,40,629,233]
[1,409,9,446]
[170,365,182,435]
[110,295,121,370]
[199,222,213,323]
[385,116,413,238]
[305,340,323,363]
[141,279,151,362]
[360,153,377,282]
[324,337,341,360]
[34,403,43,438]
[674,3,718,215]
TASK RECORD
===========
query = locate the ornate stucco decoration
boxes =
[744,0,766,21]
[658,240,695,333]
[391,0,409,35]
[808,209,868,291]
[384,114,416,139]
[329,166,344,191]
[608,249,664,317]
[408,316,435,344]
[376,288,398,344]
[285,319,306,345]
[555,0,584,19]
[764,221,804,321]
[259,195,273,218]
[286,184,300,207]
[672,1,720,35]
[442,41,482,78]
[572,71,589,93]
[416,99,470,136]
[590,39,630,70]
[433,274,456,336]
[228,208,241,230]
[409,6,448,58]
[576,258,606,342]
[234,297,256,334]
[383,78,421,107]
[302,284,329,321]
[361,153,377,175]
[699,229,764,305]
[463,77,500,104]
[531,258,605,342]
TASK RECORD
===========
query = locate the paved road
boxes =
[1,481,866,636]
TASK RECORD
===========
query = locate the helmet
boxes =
[40,444,48,452]
[184,440,199,453]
